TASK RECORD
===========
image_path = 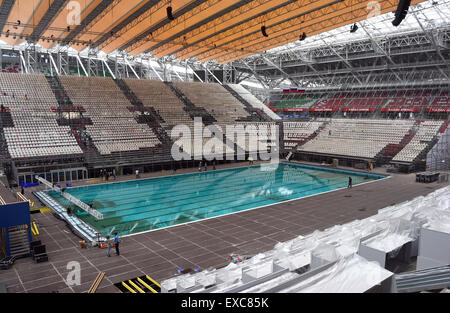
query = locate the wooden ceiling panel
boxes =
[101,0,198,54]
[72,0,149,50]
[0,0,430,64]
[126,0,244,56]
[215,0,425,63]
[40,0,102,50]
[173,0,321,61]
[3,0,55,46]
[152,0,289,59]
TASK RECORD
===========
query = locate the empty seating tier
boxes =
[392,121,444,163]
[427,91,450,112]
[299,119,414,159]
[343,91,389,112]
[58,76,160,155]
[124,79,195,129]
[283,121,324,150]
[0,73,83,159]
[310,93,351,112]
[173,82,251,127]
[381,90,431,112]
[270,93,322,113]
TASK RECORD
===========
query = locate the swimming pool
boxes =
[44,163,386,237]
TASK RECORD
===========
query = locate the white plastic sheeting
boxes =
[161,185,450,293]
[284,255,393,293]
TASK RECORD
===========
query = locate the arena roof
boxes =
[0,0,429,64]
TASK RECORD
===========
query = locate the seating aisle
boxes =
[124,79,195,130]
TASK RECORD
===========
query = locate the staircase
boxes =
[115,79,144,109]
[411,136,440,172]
[8,226,30,258]
[46,76,74,110]
[376,128,418,164]
[46,75,91,128]
[115,79,172,146]
[223,85,271,121]
[0,111,13,162]
[164,82,217,126]
[286,152,293,161]
[0,110,15,128]
[289,121,328,154]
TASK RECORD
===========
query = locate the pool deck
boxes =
[1,161,449,293]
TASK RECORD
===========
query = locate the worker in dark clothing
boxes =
[113,232,120,256]
[348,177,353,189]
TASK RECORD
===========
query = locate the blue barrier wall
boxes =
[0,202,31,256]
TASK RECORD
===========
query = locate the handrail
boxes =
[35,176,104,220]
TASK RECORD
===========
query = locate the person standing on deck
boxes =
[113,233,120,256]
[348,177,353,189]
[106,236,112,257]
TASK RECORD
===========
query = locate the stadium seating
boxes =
[230,122,278,153]
[0,73,83,159]
[392,121,444,163]
[124,79,195,129]
[271,93,322,112]
[283,121,324,149]
[426,91,450,113]
[381,90,431,112]
[310,93,351,112]
[1,62,19,73]
[343,91,389,112]
[173,82,250,126]
[299,119,414,159]
[59,76,160,155]
[0,72,446,168]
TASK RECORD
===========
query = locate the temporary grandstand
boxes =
[0,0,449,296]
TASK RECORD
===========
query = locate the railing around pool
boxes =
[35,176,104,220]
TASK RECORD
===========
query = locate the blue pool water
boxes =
[45,163,385,236]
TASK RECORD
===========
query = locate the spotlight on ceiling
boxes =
[392,0,411,26]
[261,25,269,37]
[167,6,174,20]
[299,32,307,41]
[350,23,358,33]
